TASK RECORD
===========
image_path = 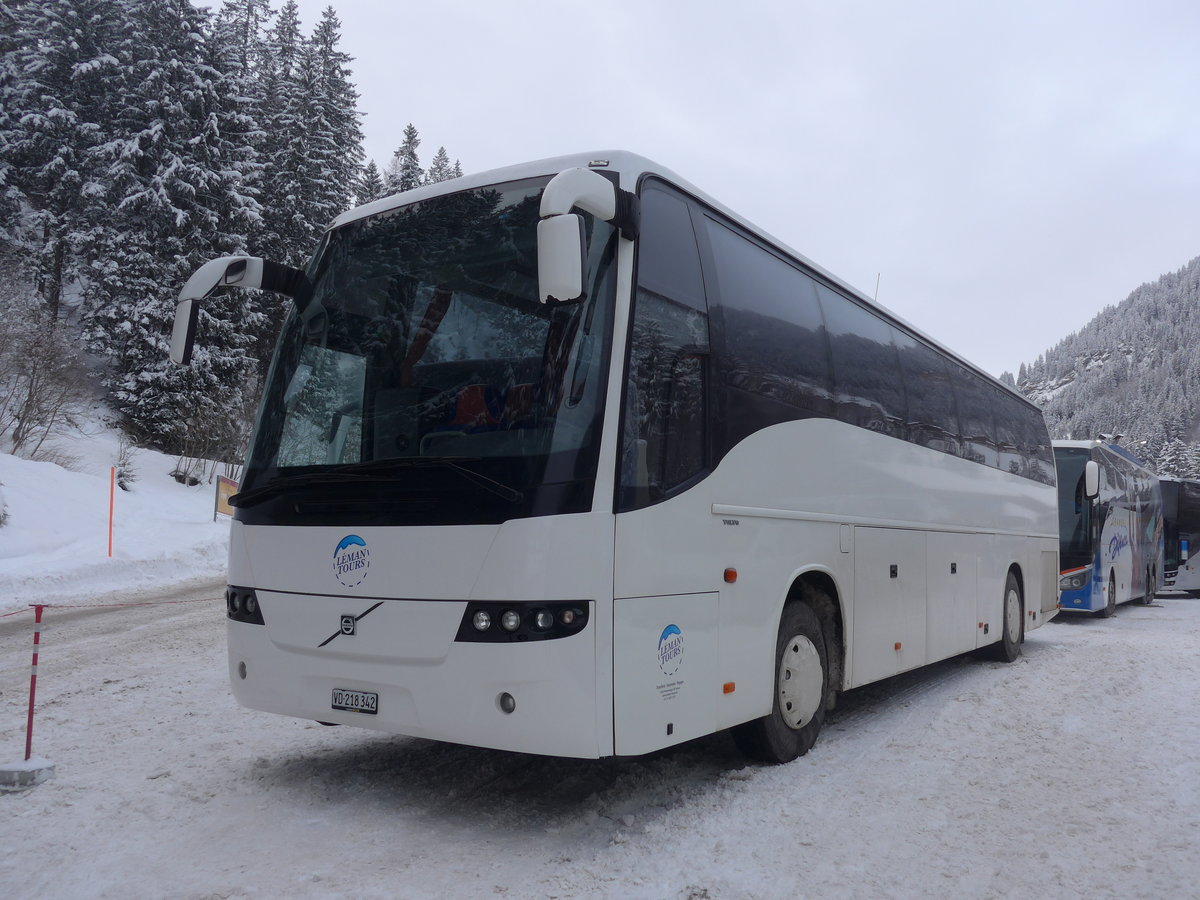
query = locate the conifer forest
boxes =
[0,0,457,465]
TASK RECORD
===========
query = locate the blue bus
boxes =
[1054,439,1163,616]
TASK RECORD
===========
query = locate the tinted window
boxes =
[949,364,999,468]
[620,185,709,510]
[823,288,906,439]
[705,217,833,436]
[895,332,960,454]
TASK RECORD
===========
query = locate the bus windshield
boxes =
[1054,446,1093,567]
[238,176,619,526]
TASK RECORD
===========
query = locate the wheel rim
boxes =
[1109,579,1116,609]
[778,634,823,729]
[1005,586,1021,641]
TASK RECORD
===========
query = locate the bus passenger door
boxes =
[852,528,927,685]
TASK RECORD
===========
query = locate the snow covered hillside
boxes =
[0,426,229,614]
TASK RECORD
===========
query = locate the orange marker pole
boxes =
[108,466,115,558]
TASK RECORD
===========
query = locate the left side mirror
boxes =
[170,257,266,364]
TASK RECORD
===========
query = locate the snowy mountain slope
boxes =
[1015,254,1200,465]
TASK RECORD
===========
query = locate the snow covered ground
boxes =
[2,434,1200,899]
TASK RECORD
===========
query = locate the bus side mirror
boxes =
[1084,460,1100,500]
[171,257,266,365]
[536,213,586,304]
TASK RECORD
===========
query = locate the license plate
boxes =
[331,688,378,715]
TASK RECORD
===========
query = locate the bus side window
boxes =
[823,289,906,440]
[702,216,833,454]
[950,364,999,468]
[894,331,961,455]
[620,184,710,511]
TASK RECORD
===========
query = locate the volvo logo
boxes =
[318,602,383,648]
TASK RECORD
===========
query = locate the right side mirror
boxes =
[536,213,586,304]
[1084,459,1100,500]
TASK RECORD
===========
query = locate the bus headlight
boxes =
[456,601,590,642]
[1059,569,1092,591]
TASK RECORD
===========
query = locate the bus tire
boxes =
[1137,567,1153,605]
[732,600,828,764]
[989,570,1023,662]
[1095,572,1117,618]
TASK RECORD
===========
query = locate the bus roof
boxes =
[1053,439,1153,471]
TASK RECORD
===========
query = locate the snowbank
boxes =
[0,427,229,614]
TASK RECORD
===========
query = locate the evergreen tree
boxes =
[255,0,309,267]
[216,0,274,74]
[0,0,131,320]
[384,123,423,194]
[308,5,364,213]
[356,159,384,205]
[82,0,261,450]
[426,146,454,184]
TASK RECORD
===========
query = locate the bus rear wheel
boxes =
[732,600,828,764]
[989,571,1023,662]
[1137,567,1154,605]
[1095,572,1117,618]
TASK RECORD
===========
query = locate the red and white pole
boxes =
[25,604,45,761]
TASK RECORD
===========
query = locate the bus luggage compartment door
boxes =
[613,592,718,756]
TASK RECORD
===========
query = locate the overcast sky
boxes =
[288,0,1199,378]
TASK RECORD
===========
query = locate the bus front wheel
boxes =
[1095,572,1117,618]
[732,600,828,764]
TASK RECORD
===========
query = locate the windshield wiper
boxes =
[231,457,523,508]
[354,456,525,503]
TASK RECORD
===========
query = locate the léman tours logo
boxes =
[658,624,684,676]
[333,534,370,588]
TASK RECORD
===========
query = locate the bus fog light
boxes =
[498,692,516,714]
[472,610,492,631]
[560,609,577,626]
[229,593,241,614]
[246,595,257,615]
[500,610,521,632]
[534,610,554,630]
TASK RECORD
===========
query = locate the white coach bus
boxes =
[1156,476,1196,595]
[171,151,1059,763]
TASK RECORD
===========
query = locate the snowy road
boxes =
[2,586,1198,899]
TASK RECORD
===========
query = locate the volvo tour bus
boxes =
[171,151,1060,763]
[1053,439,1163,616]
[1159,476,1200,595]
